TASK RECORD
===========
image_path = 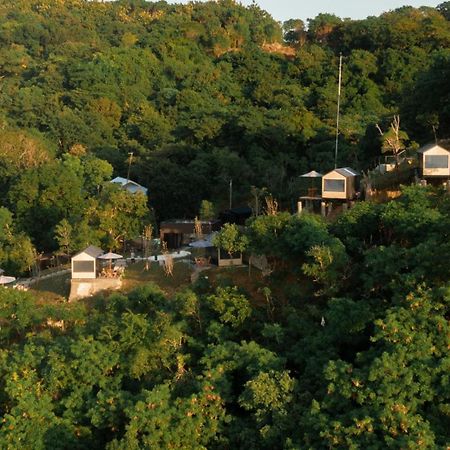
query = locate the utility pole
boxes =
[127,152,133,183]
[334,53,343,169]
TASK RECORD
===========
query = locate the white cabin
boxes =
[322,167,359,200]
[417,144,450,178]
[71,245,104,279]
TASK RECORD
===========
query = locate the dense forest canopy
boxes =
[1,185,450,448]
[1,1,450,448]
[1,0,450,229]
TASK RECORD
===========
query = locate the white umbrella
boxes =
[189,236,215,248]
[0,275,16,285]
[98,252,123,270]
[189,240,213,248]
[300,170,323,178]
[300,170,323,196]
[98,252,123,260]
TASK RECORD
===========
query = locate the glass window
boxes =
[324,179,345,192]
[425,155,448,169]
[73,261,95,273]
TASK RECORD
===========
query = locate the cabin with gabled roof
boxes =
[417,143,450,178]
[71,245,104,279]
[322,167,359,200]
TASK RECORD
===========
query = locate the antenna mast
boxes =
[334,53,343,169]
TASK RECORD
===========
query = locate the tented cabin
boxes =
[71,246,104,279]
[322,167,359,200]
[111,177,148,195]
[418,144,450,178]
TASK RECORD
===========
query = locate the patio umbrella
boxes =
[98,252,123,270]
[0,275,16,285]
[300,170,323,195]
[300,170,323,178]
[189,235,215,248]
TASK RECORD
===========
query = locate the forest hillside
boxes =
[1,0,450,222]
[0,3,450,448]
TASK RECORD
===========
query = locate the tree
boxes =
[207,286,252,329]
[108,384,224,450]
[301,240,349,296]
[213,223,248,259]
[376,115,409,167]
[142,224,153,270]
[0,207,35,276]
[54,218,73,256]
[199,200,215,221]
[437,1,450,20]
[93,185,149,251]
[282,19,306,46]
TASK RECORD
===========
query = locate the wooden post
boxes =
[321,202,326,217]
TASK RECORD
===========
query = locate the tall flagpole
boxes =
[334,53,343,169]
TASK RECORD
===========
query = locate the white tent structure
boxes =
[0,275,16,285]
[111,177,148,195]
[71,246,104,279]
[189,233,216,248]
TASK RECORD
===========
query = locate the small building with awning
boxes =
[71,245,104,279]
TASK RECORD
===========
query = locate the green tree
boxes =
[93,186,150,251]
[207,286,252,329]
[199,200,215,221]
[213,223,248,259]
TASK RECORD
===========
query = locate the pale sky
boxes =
[165,0,441,22]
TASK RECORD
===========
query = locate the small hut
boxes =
[322,167,359,200]
[111,177,148,195]
[417,143,450,178]
[71,245,104,279]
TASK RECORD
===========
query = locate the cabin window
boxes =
[73,261,95,273]
[425,155,448,169]
[324,179,345,192]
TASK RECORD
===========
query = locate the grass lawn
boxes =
[27,260,313,308]
[122,260,192,296]
[30,272,71,302]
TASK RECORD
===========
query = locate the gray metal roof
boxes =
[73,245,104,259]
[111,177,148,195]
[326,167,359,178]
